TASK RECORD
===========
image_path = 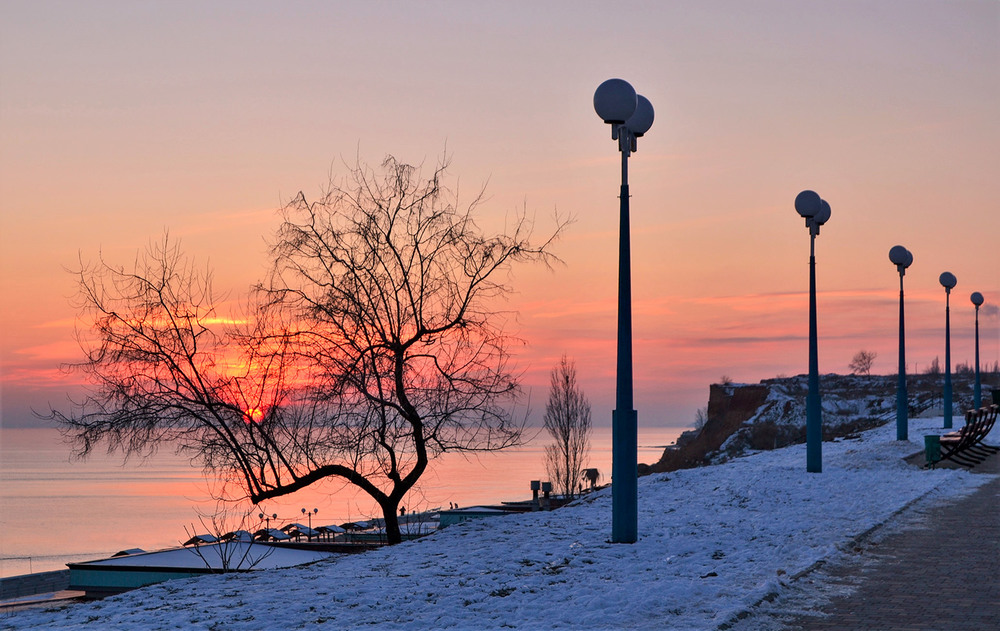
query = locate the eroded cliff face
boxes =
[647,384,768,473]
[646,373,998,475]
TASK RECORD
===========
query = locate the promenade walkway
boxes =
[748,451,1000,630]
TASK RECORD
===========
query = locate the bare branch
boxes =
[50,155,566,544]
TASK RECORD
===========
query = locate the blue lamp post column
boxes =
[794,190,831,473]
[594,78,653,544]
[889,245,913,440]
[940,272,957,429]
[971,292,984,408]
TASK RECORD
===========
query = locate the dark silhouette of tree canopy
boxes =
[849,350,877,376]
[543,355,592,498]
[51,155,561,543]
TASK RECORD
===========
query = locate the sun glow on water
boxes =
[0,425,683,577]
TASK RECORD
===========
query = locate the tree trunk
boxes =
[563,448,573,499]
[380,498,402,544]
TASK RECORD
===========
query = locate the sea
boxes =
[0,424,684,578]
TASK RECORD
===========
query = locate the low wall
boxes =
[0,570,70,601]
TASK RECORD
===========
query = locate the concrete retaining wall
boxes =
[0,570,70,600]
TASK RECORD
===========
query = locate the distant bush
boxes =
[924,356,941,375]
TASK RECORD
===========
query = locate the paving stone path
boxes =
[753,453,1000,631]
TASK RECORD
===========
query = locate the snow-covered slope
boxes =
[4,417,995,630]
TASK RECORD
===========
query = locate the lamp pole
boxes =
[259,512,277,531]
[889,245,913,440]
[594,78,653,544]
[940,272,957,429]
[972,292,984,408]
[794,190,830,473]
[301,507,318,541]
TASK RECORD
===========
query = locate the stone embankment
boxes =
[647,372,999,474]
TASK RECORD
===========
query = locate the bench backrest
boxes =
[964,405,997,444]
[980,404,999,436]
[956,408,985,442]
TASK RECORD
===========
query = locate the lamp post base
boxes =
[611,408,638,544]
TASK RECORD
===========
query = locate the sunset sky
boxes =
[2,1,998,430]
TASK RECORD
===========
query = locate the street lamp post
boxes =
[594,78,653,544]
[889,245,913,440]
[794,190,831,473]
[971,292,984,408]
[259,512,277,531]
[302,507,318,541]
[940,272,957,429]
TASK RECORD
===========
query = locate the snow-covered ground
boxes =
[3,417,995,630]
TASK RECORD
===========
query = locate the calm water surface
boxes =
[0,425,683,577]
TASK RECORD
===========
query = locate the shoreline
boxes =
[0,425,684,578]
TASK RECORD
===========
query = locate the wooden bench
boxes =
[935,404,999,467]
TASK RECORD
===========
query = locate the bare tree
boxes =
[50,155,562,544]
[543,355,592,499]
[924,356,941,375]
[694,406,708,430]
[849,350,877,376]
[183,507,274,572]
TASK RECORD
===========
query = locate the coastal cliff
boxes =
[647,372,999,474]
